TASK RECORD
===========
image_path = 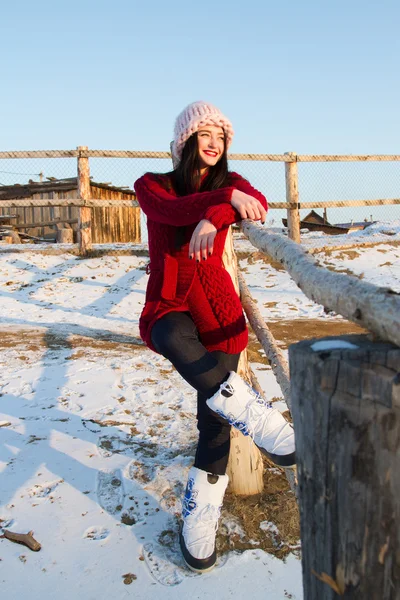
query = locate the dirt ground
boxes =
[0,317,366,559]
[0,318,365,353]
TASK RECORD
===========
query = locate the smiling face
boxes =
[197,125,225,172]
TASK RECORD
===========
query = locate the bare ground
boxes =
[0,317,366,560]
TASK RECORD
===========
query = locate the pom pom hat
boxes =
[172,101,234,163]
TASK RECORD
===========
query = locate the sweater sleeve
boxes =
[134,173,235,226]
[202,172,268,230]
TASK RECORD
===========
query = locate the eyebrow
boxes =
[198,128,225,135]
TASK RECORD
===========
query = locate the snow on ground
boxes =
[0,224,399,599]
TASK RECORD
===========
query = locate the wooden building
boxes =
[0,178,140,243]
[282,209,374,235]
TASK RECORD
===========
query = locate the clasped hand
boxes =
[188,189,266,260]
[189,219,217,262]
[231,189,267,223]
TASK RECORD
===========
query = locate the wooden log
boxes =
[77,145,92,254]
[0,199,83,208]
[223,228,264,496]
[2,230,21,244]
[268,199,400,209]
[55,221,72,231]
[238,270,298,495]
[285,152,301,243]
[296,154,400,162]
[15,218,78,230]
[289,334,400,599]
[56,228,73,243]
[238,270,291,408]
[1,196,399,210]
[1,149,399,162]
[241,221,400,348]
[1,529,41,552]
[0,150,79,159]
[18,232,53,243]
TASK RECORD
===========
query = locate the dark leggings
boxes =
[151,311,240,475]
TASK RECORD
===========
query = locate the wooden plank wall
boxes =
[90,186,141,244]
[0,186,141,243]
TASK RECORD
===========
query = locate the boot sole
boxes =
[260,449,296,467]
[182,557,216,574]
[179,529,217,573]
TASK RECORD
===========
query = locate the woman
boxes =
[134,101,295,573]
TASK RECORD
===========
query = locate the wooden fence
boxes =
[0,149,399,253]
[1,147,399,595]
[240,220,400,599]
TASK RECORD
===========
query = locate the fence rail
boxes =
[2,149,400,161]
[239,220,400,598]
[242,220,400,348]
[1,147,399,594]
[1,147,399,252]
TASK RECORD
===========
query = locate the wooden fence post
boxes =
[223,228,264,495]
[285,151,301,243]
[289,334,400,599]
[77,145,92,254]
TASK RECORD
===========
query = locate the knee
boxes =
[151,313,197,355]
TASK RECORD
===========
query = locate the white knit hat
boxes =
[172,101,234,163]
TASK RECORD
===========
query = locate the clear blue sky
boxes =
[2,0,399,154]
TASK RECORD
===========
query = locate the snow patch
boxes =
[311,340,359,351]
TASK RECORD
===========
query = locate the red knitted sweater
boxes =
[134,171,268,354]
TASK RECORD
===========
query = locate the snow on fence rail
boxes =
[242,220,400,348]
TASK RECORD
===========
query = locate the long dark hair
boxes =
[170,132,229,196]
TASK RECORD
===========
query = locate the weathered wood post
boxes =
[77,145,92,254]
[289,334,400,599]
[56,223,73,243]
[285,151,301,243]
[223,228,264,495]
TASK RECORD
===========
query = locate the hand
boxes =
[231,189,267,223]
[189,219,217,262]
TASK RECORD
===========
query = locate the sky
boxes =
[2,0,400,154]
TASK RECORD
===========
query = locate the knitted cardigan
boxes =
[134,171,268,354]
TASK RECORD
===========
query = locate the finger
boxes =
[201,235,209,261]
[239,206,248,220]
[261,206,267,224]
[193,234,202,263]
[207,231,216,256]
[257,202,267,224]
[251,204,262,221]
[189,235,195,259]
[245,206,256,221]
[189,224,200,259]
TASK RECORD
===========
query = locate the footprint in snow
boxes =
[84,526,110,541]
[96,469,125,515]
[27,479,64,499]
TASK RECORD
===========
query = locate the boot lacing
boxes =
[183,503,221,545]
[220,380,293,454]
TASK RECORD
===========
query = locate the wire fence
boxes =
[0,150,399,249]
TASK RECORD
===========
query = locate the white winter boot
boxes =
[179,466,229,573]
[207,372,295,467]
